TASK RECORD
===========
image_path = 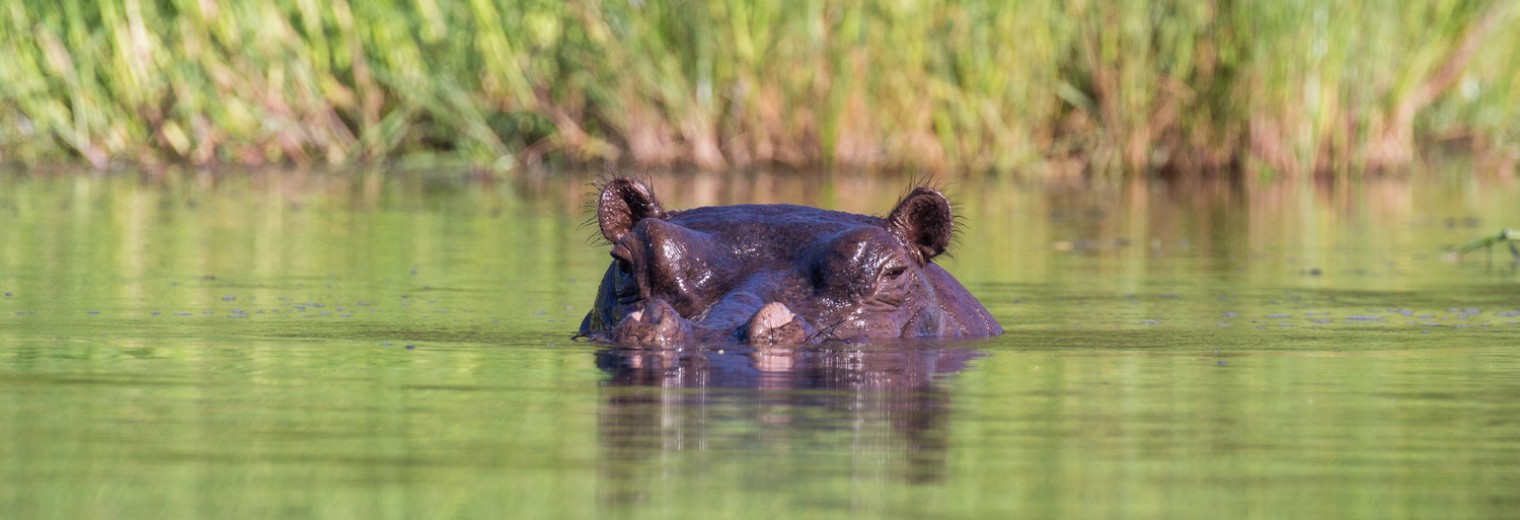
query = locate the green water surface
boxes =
[1,171,1518,519]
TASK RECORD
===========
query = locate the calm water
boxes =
[2,170,1518,519]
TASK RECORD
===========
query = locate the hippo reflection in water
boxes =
[580,178,1002,347]
[596,344,983,488]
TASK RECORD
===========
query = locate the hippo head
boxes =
[579,178,1002,347]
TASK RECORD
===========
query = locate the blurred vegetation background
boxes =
[1,0,1516,178]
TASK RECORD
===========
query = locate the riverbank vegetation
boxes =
[1,0,1516,177]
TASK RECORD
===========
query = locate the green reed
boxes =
[0,0,1515,177]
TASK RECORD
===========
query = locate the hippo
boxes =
[579,178,1002,347]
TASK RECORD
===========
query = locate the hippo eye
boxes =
[882,266,907,281]
[611,254,639,302]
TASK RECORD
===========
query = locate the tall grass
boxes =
[1,0,1516,177]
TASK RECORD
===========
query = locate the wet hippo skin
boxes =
[580,178,1002,347]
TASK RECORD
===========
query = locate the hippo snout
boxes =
[610,298,815,347]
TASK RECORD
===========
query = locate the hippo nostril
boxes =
[744,302,816,347]
[752,302,795,330]
[611,299,694,348]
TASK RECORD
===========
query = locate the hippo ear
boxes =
[886,187,954,264]
[598,178,666,243]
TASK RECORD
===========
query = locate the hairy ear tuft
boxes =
[598,178,665,243]
[886,187,954,264]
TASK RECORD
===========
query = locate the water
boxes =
[2,170,1518,518]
